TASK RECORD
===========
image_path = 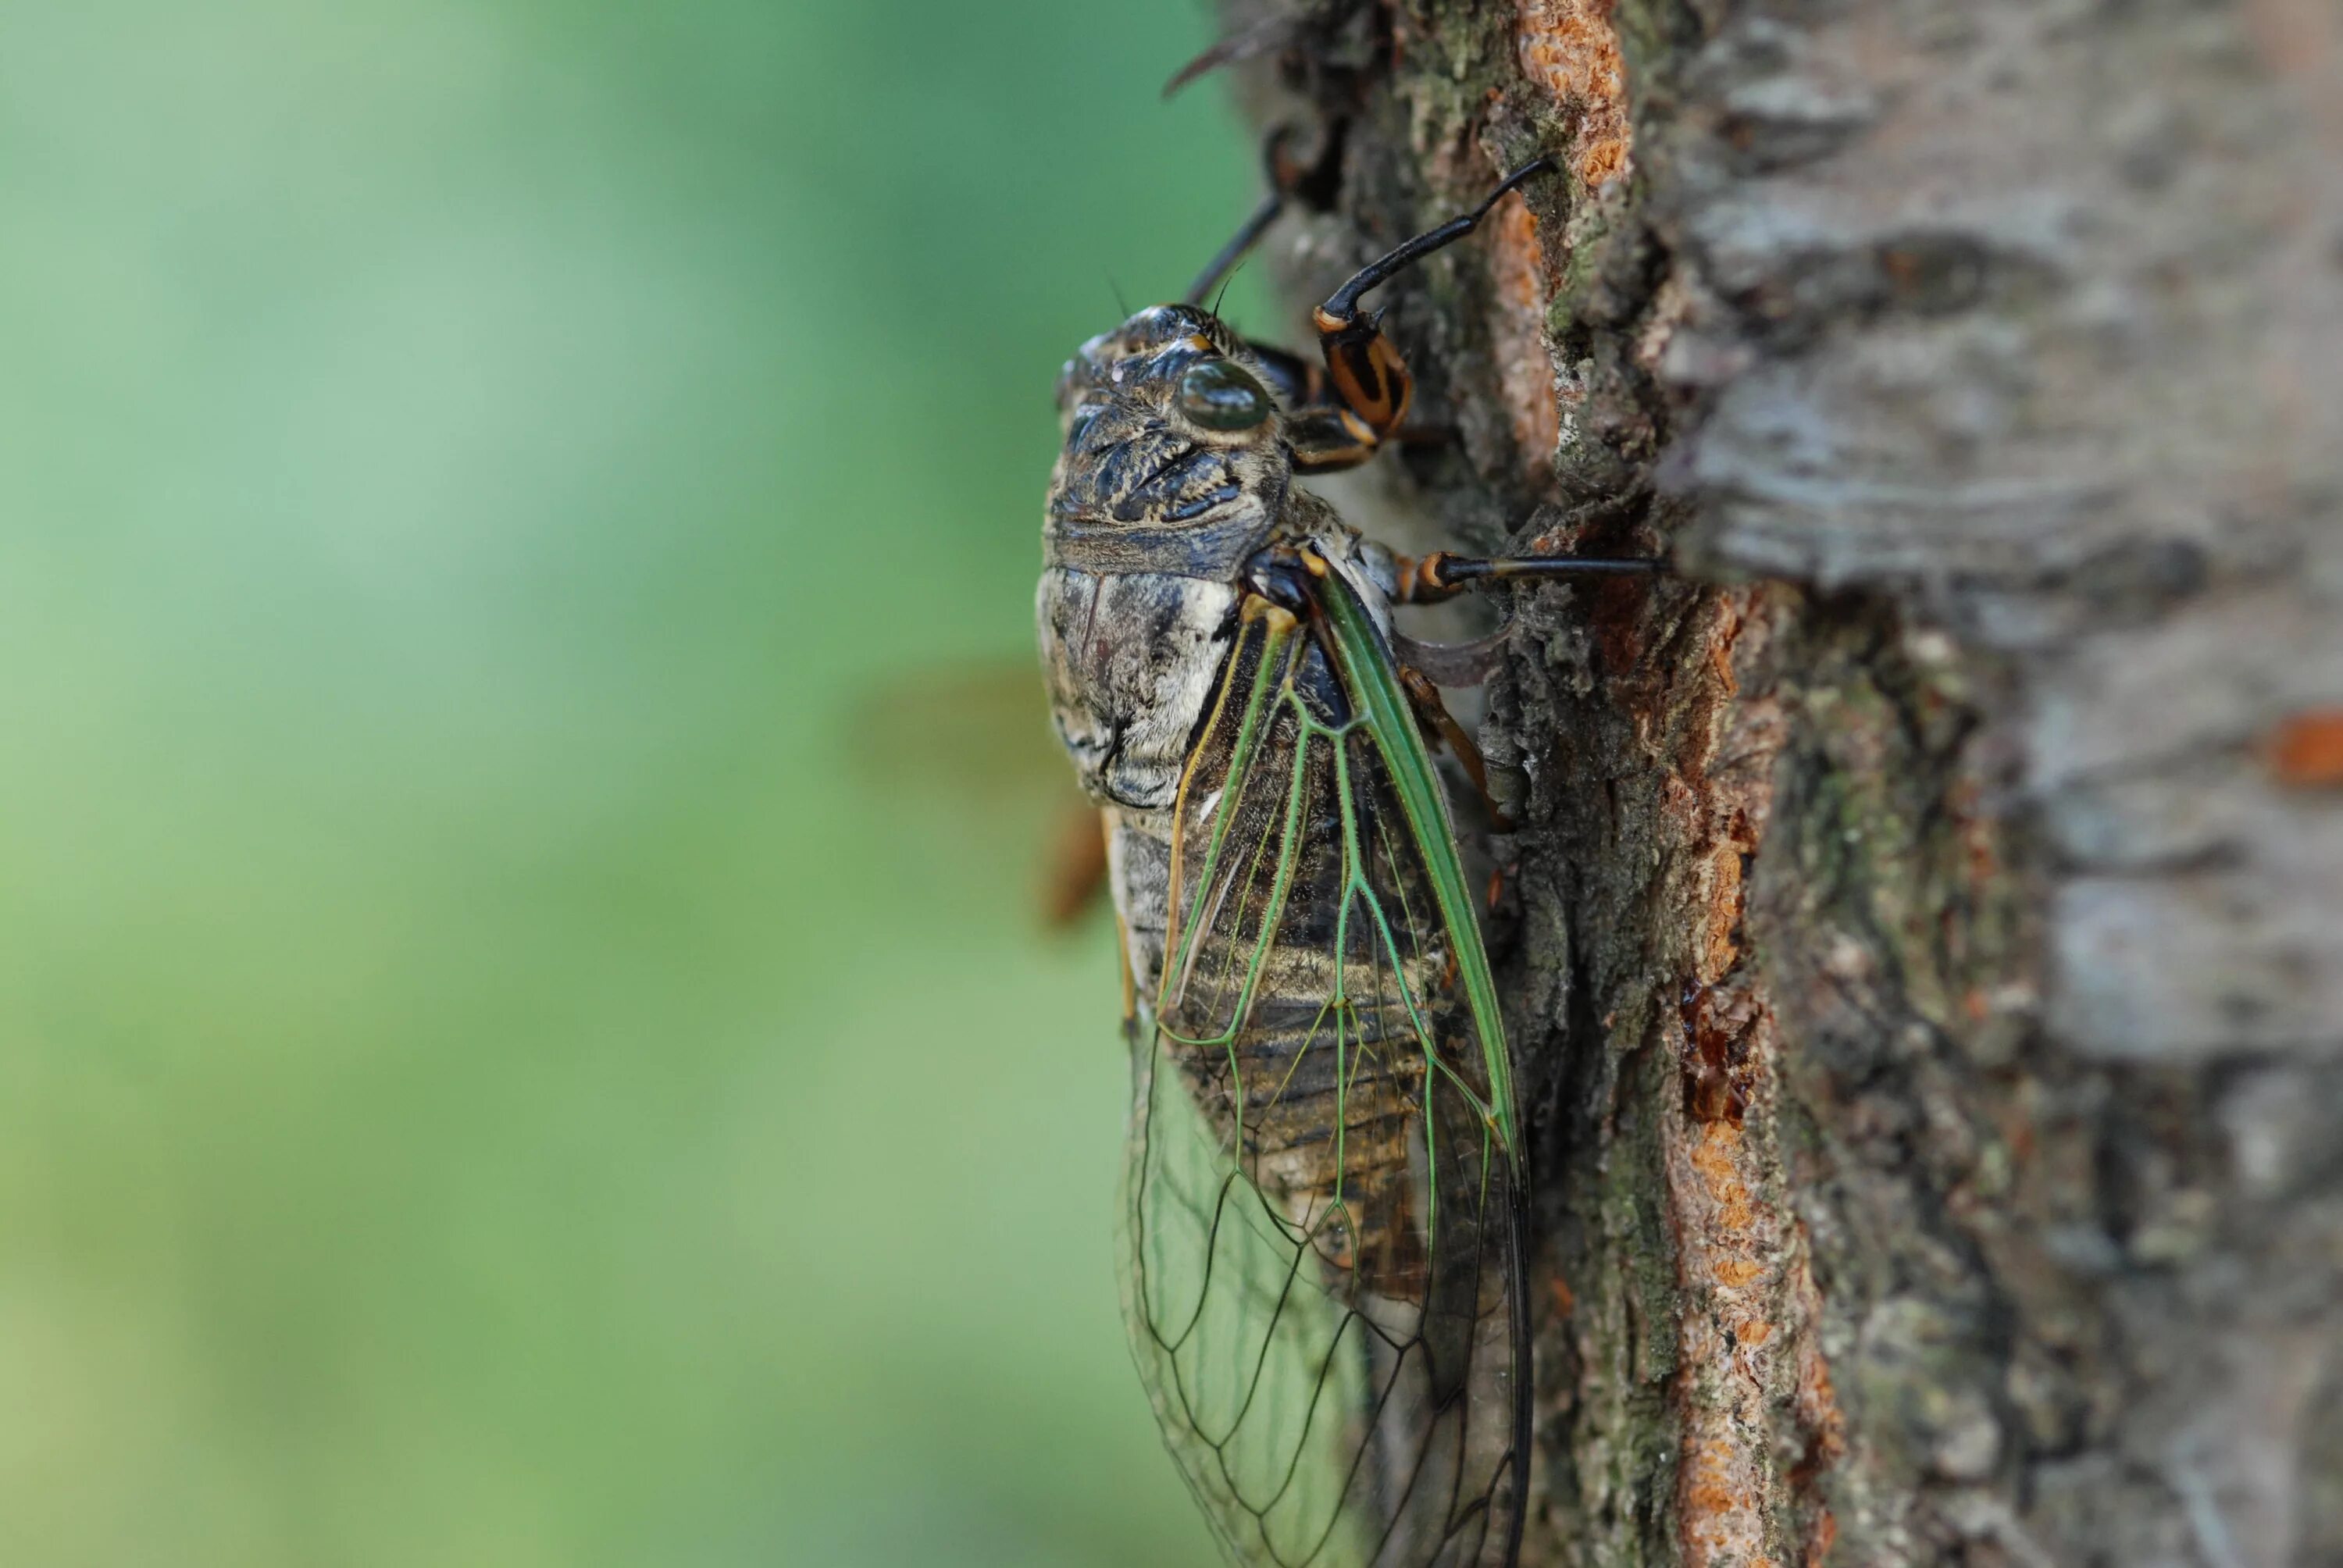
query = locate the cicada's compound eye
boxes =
[1064,404,1104,451]
[1177,359,1271,433]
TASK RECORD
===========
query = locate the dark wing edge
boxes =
[1314,563,1534,1568]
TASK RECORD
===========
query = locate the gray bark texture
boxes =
[1205,0,2343,1563]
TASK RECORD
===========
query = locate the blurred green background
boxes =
[0,3,1277,1563]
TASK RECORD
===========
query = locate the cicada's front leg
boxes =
[1292,156,1563,472]
[1192,145,1564,476]
[1246,341,1384,472]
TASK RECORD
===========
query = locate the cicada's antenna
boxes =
[1209,261,1241,323]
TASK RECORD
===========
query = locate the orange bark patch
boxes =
[1667,983,1818,1565]
[1652,590,1841,1566]
[1690,1123,1759,1236]
[1682,978,1764,1124]
[1515,0,1633,186]
[1710,1256,1767,1288]
[1682,596,1761,986]
[1681,1434,1766,1563]
[2264,707,2343,786]
[1485,194,1561,476]
[1698,843,1744,982]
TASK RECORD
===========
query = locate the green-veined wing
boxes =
[1118,548,1531,1568]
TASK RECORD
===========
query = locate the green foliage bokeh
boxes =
[0,3,1271,1562]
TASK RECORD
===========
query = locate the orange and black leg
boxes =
[1187,139,1564,474]
[1193,148,1671,586]
[1275,156,1563,472]
[1305,156,1560,452]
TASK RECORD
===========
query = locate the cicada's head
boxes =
[1043,304,1289,580]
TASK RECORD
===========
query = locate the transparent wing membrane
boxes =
[1120,586,1528,1568]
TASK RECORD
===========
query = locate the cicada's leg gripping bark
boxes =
[1288,157,1562,472]
[1389,548,1670,604]
[1188,146,1565,475]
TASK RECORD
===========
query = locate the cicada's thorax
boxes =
[1038,303,1358,1001]
[1035,565,1232,989]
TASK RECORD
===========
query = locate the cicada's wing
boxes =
[1118,584,1530,1568]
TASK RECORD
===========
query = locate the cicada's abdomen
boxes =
[1122,597,1527,1568]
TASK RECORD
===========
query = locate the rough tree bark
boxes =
[1203,1,2343,1563]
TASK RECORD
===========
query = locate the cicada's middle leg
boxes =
[1387,548,1670,604]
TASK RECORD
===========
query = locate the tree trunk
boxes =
[1204,1,2343,1562]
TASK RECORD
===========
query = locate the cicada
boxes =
[1038,151,1657,1568]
